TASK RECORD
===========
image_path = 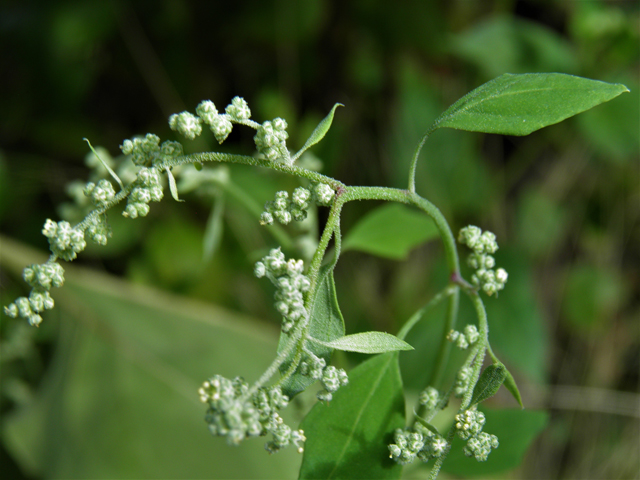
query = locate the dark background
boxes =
[1,1,638,478]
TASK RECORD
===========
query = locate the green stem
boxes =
[429,287,460,389]
[161,153,345,191]
[342,186,460,274]
[397,286,455,341]
[407,131,431,193]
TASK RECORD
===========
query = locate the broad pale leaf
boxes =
[293,103,343,160]
[309,331,413,354]
[470,363,507,406]
[342,203,438,260]
[299,353,405,480]
[431,73,628,136]
[0,236,299,479]
[277,264,345,398]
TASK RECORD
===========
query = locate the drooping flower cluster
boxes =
[4,262,64,326]
[198,375,305,454]
[254,248,310,332]
[317,365,349,402]
[123,167,164,219]
[299,351,349,402]
[455,407,499,461]
[458,226,508,296]
[447,324,480,350]
[388,422,448,466]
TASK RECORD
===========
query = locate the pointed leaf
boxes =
[165,167,184,202]
[342,203,438,260]
[414,415,442,436]
[309,331,413,354]
[293,103,343,161]
[470,363,507,406]
[277,264,345,398]
[504,368,524,409]
[431,73,628,136]
[299,353,405,480]
[83,138,124,190]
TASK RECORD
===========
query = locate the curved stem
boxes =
[342,186,460,274]
[408,132,431,193]
[397,285,455,341]
[160,152,345,191]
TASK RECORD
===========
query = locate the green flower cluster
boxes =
[84,179,115,207]
[42,219,86,261]
[4,262,64,326]
[260,187,311,225]
[254,248,310,332]
[120,133,184,167]
[198,375,305,454]
[458,226,508,296]
[299,351,349,402]
[123,167,164,218]
[388,422,448,465]
[254,118,289,162]
[454,366,472,398]
[455,408,499,461]
[447,324,480,349]
[418,386,440,413]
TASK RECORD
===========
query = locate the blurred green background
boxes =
[0,0,638,478]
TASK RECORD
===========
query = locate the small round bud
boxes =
[195,100,218,124]
[260,212,274,225]
[169,111,202,140]
[211,116,233,144]
[225,96,251,121]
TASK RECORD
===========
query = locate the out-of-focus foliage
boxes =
[1,0,637,479]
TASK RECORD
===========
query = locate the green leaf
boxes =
[83,137,124,190]
[308,331,413,354]
[504,368,524,409]
[431,73,628,136]
[442,409,548,477]
[299,353,405,480]
[470,363,507,406]
[277,264,345,398]
[165,167,184,202]
[293,103,343,161]
[342,203,439,260]
[0,236,300,479]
